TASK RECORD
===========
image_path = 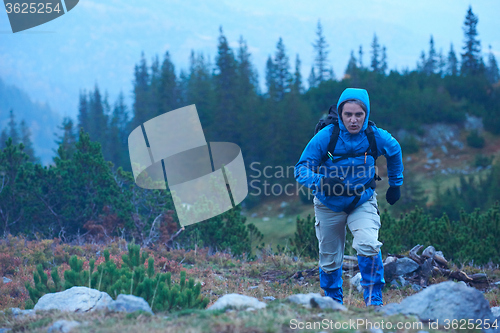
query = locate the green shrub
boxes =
[466,130,485,148]
[25,244,209,313]
[400,135,420,155]
[473,154,493,168]
[290,215,318,259]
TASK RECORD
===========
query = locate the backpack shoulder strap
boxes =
[365,122,378,160]
[320,120,340,164]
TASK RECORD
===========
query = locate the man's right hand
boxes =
[321,177,345,196]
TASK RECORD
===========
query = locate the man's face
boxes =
[341,103,366,134]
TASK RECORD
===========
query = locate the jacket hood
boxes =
[336,88,370,132]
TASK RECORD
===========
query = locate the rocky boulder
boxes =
[287,293,347,311]
[382,281,496,328]
[34,287,113,312]
[207,294,266,311]
[105,294,154,314]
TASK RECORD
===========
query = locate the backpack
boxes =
[314,104,381,180]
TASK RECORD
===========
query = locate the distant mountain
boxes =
[0,76,61,165]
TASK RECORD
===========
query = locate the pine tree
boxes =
[358,45,364,68]
[54,117,77,160]
[292,54,303,94]
[345,50,358,77]
[159,51,179,115]
[237,36,259,94]
[273,37,291,101]
[20,120,39,163]
[0,129,8,149]
[214,27,239,142]
[265,56,277,97]
[437,49,446,77]
[461,6,482,76]
[77,90,90,133]
[486,45,500,84]
[307,66,317,89]
[380,46,388,74]
[88,85,108,151]
[312,20,330,83]
[370,34,381,73]
[186,51,215,128]
[132,53,150,129]
[417,51,426,72]
[149,55,161,118]
[447,43,459,76]
[7,109,19,145]
[107,92,129,169]
[424,36,437,75]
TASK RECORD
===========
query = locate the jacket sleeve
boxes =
[375,128,404,187]
[294,128,330,193]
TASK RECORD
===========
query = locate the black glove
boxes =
[321,177,345,196]
[386,186,401,205]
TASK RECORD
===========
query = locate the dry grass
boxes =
[1,236,499,332]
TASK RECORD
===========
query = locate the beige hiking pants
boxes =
[314,193,382,273]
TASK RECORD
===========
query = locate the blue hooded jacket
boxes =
[294,88,404,212]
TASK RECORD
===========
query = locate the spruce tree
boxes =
[54,117,77,160]
[447,43,459,76]
[380,46,388,74]
[214,27,239,143]
[0,129,8,149]
[236,36,260,163]
[237,36,259,94]
[265,56,277,97]
[417,51,426,72]
[132,53,151,129]
[370,34,381,73]
[358,45,364,68]
[424,36,437,75]
[486,45,500,84]
[20,120,39,163]
[159,51,179,115]
[7,109,19,145]
[186,51,215,128]
[437,49,446,77]
[273,37,291,101]
[292,54,304,94]
[88,85,109,153]
[312,20,330,83]
[307,67,317,89]
[345,50,358,77]
[77,90,90,133]
[461,6,482,76]
[149,55,161,118]
[107,93,129,169]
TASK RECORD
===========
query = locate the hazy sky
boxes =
[1,0,500,118]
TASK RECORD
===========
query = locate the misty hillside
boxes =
[0,77,61,165]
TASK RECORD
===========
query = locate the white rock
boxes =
[208,294,266,311]
[349,272,363,293]
[34,287,113,312]
[287,293,322,306]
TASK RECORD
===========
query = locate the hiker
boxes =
[294,88,403,306]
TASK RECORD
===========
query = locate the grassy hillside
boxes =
[1,237,499,332]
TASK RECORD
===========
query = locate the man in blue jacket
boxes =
[294,88,403,306]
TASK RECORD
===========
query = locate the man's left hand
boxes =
[386,186,401,205]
